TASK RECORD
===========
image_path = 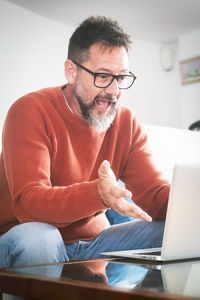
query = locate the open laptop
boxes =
[102,162,200,261]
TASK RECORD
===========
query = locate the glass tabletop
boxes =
[2,258,200,298]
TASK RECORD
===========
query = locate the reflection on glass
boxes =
[105,261,149,288]
[6,263,64,278]
[5,259,200,298]
[160,261,200,297]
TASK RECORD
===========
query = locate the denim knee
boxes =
[0,222,68,267]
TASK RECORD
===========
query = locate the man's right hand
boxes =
[97,160,152,222]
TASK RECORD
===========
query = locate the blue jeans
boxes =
[0,220,164,268]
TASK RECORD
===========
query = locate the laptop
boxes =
[102,162,200,261]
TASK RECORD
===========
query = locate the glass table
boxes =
[0,257,200,299]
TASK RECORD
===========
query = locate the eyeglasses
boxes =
[72,60,136,89]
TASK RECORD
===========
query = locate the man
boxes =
[0,16,170,267]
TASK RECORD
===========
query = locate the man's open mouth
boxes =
[95,99,115,108]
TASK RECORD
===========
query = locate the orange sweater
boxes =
[0,86,170,243]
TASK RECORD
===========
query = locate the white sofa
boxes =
[143,124,200,183]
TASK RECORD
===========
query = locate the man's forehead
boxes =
[86,43,129,71]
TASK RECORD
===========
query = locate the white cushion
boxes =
[144,125,200,182]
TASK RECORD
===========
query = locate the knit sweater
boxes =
[0,86,170,243]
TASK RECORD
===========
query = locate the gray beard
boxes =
[75,93,117,133]
[87,109,116,133]
[81,103,117,133]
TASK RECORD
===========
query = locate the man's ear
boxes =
[64,59,77,84]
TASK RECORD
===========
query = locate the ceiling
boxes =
[6,0,200,43]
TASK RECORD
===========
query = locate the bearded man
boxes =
[0,16,169,268]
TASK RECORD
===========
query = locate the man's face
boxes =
[72,43,130,133]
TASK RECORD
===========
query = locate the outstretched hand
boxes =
[97,160,152,222]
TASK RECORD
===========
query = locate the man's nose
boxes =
[104,78,120,97]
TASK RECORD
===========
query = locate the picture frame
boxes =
[180,56,200,85]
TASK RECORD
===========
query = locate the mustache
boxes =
[95,94,117,103]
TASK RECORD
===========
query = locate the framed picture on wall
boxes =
[180,56,200,85]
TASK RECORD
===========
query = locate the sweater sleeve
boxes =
[121,117,170,220]
[3,98,106,227]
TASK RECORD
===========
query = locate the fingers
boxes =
[114,197,152,222]
[130,203,152,222]
[111,185,132,199]
[98,160,116,182]
[98,160,110,176]
[108,185,152,222]
[98,160,152,222]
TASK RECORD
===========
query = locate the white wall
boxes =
[0,0,188,132]
[179,31,200,129]
[125,41,181,127]
[0,0,73,127]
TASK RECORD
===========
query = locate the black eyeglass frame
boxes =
[72,60,136,89]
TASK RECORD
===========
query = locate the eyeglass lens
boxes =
[95,74,134,89]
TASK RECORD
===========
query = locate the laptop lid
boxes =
[161,162,200,261]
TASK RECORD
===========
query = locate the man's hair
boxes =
[68,16,132,63]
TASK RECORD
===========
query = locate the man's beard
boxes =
[73,83,117,134]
